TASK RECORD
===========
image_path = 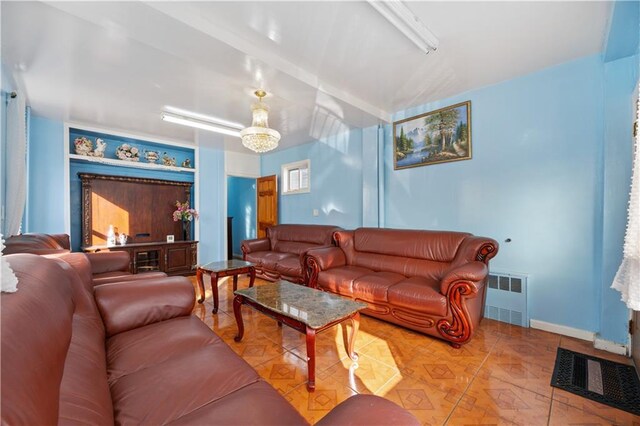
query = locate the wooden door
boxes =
[257,175,278,238]
[633,310,639,372]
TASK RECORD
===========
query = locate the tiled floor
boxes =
[190,276,640,425]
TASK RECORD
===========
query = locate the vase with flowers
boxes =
[172,201,199,240]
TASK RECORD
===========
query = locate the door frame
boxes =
[224,172,259,260]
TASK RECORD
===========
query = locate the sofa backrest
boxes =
[268,224,341,255]
[2,253,114,425]
[3,233,70,254]
[335,228,478,280]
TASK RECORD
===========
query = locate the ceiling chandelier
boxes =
[240,90,281,153]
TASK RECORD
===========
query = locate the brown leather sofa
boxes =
[3,232,167,284]
[306,228,498,347]
[241,224,341,283]
[2,252,418,425]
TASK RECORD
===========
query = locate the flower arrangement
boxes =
[74,137,93,155]
[172,201,199,222]
[115,144,140,161]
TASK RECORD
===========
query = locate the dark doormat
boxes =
[551,347,640,416]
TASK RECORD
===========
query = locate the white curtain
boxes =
[3,92,27,237]
[612,88,640,310]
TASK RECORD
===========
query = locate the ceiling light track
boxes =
[367,0,439,55]
[161,111,242,138]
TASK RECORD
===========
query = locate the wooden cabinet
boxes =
[83,241,198,276]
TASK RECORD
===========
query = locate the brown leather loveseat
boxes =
[3,232,166,284]
[1,253,419,425]
[241,224,341,283]
[306,228,498,347]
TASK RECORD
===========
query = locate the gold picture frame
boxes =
[393,101,472,170]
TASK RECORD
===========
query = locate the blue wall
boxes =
[198,144,225,264]
[0,64,14,234]
[385,55,606,335]
[227,176,256,256]
[261,129,364,229]
[27,116,66,234]
[599,0,640,344]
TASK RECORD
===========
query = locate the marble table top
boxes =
[198,259,254,273]
[235,281,367,329]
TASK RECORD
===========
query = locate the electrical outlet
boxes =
[312,209,319,217]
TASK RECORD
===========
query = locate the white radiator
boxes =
[484,271,528,327]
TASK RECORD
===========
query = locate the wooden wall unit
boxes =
[79,173,198,276]
[79,173,192,247]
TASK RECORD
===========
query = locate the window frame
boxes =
[281,159,311,195]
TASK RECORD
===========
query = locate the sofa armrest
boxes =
[94,276,194,337]
[305,247,346,288]
[86,251,130,274]
[241,238,270,256]
[439,261,487,296]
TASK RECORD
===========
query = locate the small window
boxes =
[282,160,310,194]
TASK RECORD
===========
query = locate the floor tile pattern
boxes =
[191,275,640,425]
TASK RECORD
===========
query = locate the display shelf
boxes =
[69,154,195,173]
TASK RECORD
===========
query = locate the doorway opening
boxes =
[226,176,257,259]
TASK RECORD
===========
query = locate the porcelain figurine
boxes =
[89,138,106,157]
[181,158,191,168]
[144,150,160,164]
[74,137,93,156]
[162,152,176,167]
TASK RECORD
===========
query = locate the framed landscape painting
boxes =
[393,101,472,170]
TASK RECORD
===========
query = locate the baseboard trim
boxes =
[529,319,595,342]
[594,338,629,356]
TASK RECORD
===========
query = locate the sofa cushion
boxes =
[93,270,167,285]
[267,224,338,248]
[107,316,220,383]
[353,228,470,262]
[273,241,324,256]
[245,251,292,270]
[275,256,303,278]
[168,381,308,425]
[318,266,372,295]
[387,276,447,317]
[109,344,261,425]
[352,272,406,303]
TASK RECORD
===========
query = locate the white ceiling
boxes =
[1,1,611,152]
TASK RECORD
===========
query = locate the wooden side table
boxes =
[196,260,255,313]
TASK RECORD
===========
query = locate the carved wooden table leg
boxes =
[248,267,256,288]
[306,327,317,391]
[233,274,239,291]
[211,272,220,314]
[346,312,360,361]
[195,268,206,304]
[233,295,245,342]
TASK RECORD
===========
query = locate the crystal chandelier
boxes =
[240,90,280,153]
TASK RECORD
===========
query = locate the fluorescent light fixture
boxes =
[161,112,242,138]
[367,0,439,54]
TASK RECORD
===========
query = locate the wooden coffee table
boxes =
[196,260,255,313]
[233,281,367,391]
